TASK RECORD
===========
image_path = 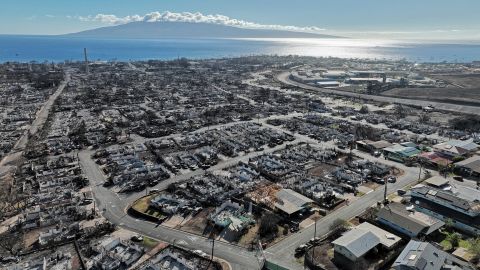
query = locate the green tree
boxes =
[444,218,455,232]
[446,232,460,249]
[468,237,480,262]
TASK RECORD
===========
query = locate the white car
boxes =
[193,250,207,257]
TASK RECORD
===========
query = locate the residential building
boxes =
[410,186,480,235]
[455,155,480,177]
[376,203,444,238]
[383,143,421,163]
[356,139,392,153]
[433,139,478,159]
[392,240,474,270]
[274,188,313,216]
[332,222,401,270]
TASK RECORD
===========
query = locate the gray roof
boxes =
[356,222,401,248]
[411,186,477,212]
[332,229,380,259]
[393,240,474,270]
[377,204,444,236]
[378,207,427,236]
[456,155,480,173]
[424,176,449,188]
[274,189,313,215]
[393,240,446,270]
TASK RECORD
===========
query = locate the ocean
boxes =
[1,35,480,63]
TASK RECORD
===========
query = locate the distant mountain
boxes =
[65,21,339,39]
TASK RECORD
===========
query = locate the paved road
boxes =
[277,71,480,116]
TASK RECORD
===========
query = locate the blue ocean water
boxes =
[1,35,480,63]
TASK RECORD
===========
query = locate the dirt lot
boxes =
[432,73,480,88]
[308,162,337,177]
[382,87,480,106]
[177,208,213,236]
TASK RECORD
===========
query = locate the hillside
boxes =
[65,21,339,39]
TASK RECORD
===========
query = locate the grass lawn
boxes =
[142,236,159,249]
[132,195,153,212]
[356,191,366,197]
[437,230,472,251]
[131,195,165,220]
[459,239,472,249]
[440,239,453,250]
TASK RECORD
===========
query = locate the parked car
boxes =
[294,243,312,257]
[387,176,396,183]
[374,177,385,184]
[131,235,143,242]
[453,175,464,182]
[193,250,208,257]
[149,189,159,194]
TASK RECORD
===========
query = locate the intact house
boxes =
[356,139,392,153]
[274,188,313,217]
[410,186,480,235]
[417,152,453,168]
[332,222,401,270]
[425,175,449,187]
[376,203,444,238]
[383,143,421,163]
[454,155,480,178]
[433,139,479,160]
[392,240,475,270]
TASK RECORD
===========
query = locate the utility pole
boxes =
[312,215,320,266]
[418,161,423,181]
[384,177,388,204]
[210,238,215,262]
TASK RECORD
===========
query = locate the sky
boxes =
[1,0,480,40]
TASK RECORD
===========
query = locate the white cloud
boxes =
[73,11,326,33]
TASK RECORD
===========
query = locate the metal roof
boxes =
[332,229,380,259]
[274,188,313,215]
